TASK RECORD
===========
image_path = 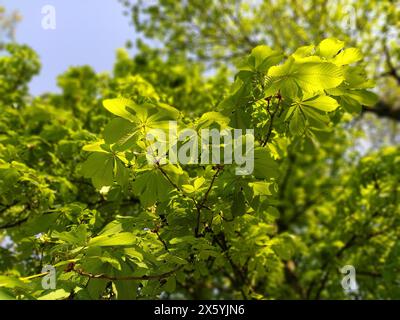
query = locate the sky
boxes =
[0,0,136,95]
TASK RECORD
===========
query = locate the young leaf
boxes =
[300,95,340,112]
[88,232,137,247]
[317,38,345,59]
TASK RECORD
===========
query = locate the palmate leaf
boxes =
[248,181,272,196]
[231,189,246,217]
[229,108,252,130]
[88,232,137,247]
[340,95,363,113]
[0,275,30,290]
[102,98,181,151]
[248,45,283,72]
[103,98,180,126]
[293,45,315,58]
[252,147,280,179]
[81,153,114,189]
[132,170,173,207]
[287,94,336,135]
[267,57,344,94]
[38,289,72,300]
[300,107,330,130]
[103,98,137,122]
[0,288,16,300]
[345,90,378,106]
[342,66,374,89]
[314,37,363,66]
[280,78,299,99]
[287,62,344,93]
[317,38,345,59]
[82,141,110,153]
[4,36,385,301]
[114,262,139,299]
[287,107,330,134]
[81,150,129,190]
[103,118,138,147]
[195,111,230,130]
[325,87,378,113]
[219,78,252,114]
[288,107,306,135]
[52,224,88,246]
[332,48,363,66]
[182,176,206,194]
[299,95,339,112]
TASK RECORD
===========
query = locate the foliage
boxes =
[0,2,399,300]
[0,30,399,299]
[121,0,400,120]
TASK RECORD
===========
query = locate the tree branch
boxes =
[383,44,400,85]
[195,166,222,237]
[362,102,400,121]
[73,265,182,281]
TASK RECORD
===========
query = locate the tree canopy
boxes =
[0,1,399,300]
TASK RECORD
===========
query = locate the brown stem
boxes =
[195,167,222,237]
[383,44,400,85]
[262,94,282,147]
[73,265,182,281]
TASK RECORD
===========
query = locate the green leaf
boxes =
[52,225,88,246]
[293,45,315,58]
[82,141,109,153]
[300,106,330,129]
[0,288,15,300]
[38,289,71,300]
[0,276,29,290]
[103,98,137,122]
[253,147,279,179]
[81,151,129,190]
[293,62,344,93]
[196,112,230,130]
[288,107,305,135]
[103,118,138,147]
[268,58,344,93]
[317,38,345,59]
[88,232,137,247]
[115,159,130,189]
[103,100,180,153]
[280,78,299,99]
[194,177,206,190]
[248,181,272,196]
[81,153,114,189]
[332,48,363,65]
[231,189,246,217]
[86,278,108,299]
[340,96,362,113]
[162,276,176,293]
[132,170,173,207]
[158,253,188,265]
[92,255,121,270]
[114,262,138,299]
[345,90,378,106]
[300,95,339,112]
[249,45,283,72]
